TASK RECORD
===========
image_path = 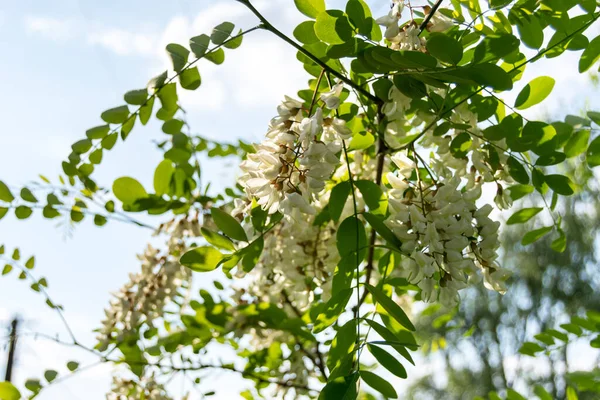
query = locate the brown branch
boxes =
[357,106,388,307]
[419,0,445,34]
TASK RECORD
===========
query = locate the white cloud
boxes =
[24,16,75,41]
[87,28,156,56]
[23,1,309,113]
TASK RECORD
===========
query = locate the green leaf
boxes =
[121,115,135,140]
[190,34,210,58]
[102,132,118,150]
[363,213,401,249]
[587,135,600,167]
[179,67,201,90]
[71,139,93,154]
[473,34,520,63]
[153,160,174,196]
[25,256,35,269]
[346,0,380,41]
[450,132,472,158]
[201,227,235,251]
[514,77,555,110]
[329,181,351,222]
[294,0,325,19]
[0,208,8,221]
[24,379,41,393]
[67,361,79,371]
[533,385,552,400]
[506,389,527,400]
[519,341,545,356]
[588,111,600,126]
[579,35,600,73]
[139,96,154,125]
[507,157,529,184]
[15,206,32,219]
[536,152,566,166]
[315,10,354,45]
[426,33,463,64]
[211,208,247,241]
[211,22,235,45]
[86,125,110,140]
[522,226,553,245]
[551,229,567,252]
[294,21,319,44]
[368,344,407,378]
[124,89,148,105]
[354,180,386,215]
[313,288,353,333]
[0,181,15,202]
[545,174,575,195]
[507,207,543,225]
[318,373,359,400]
[337,216,367,260]
[94,215,107,226]
[390,50,437,69]
[180,246,223,272]
[44,370,58,383]
[162,119,184,134]
[166,43,189,72]
[148,70,167,92]
[101,105,130,124]
[360,370,398,399]
[20,188,37,203]
[224,29,244,49]
[112,177,148,205]
[516,14,544,49]
[365,284,415,331]
[0,381,21,400]
[241,237,264,272]
[349,131,374,150]
[464,63,513,91]
[42,205,60,219]
[205,48,225,65]
[327,320,357,374]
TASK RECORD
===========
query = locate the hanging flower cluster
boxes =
[235,207,340,311]
[96,219,196,351]
[106,374,173,400]
[386,155,509,306]
[376,0,453,51]
[239,92,351,215]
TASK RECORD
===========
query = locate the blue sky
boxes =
[0,0,599,399]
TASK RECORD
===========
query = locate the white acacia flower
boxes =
[320,82,344,109]
[483,267,511,294]
[376,2,404,40]
[494,186,513,210]
[419,278,437,302]
[329,118,353,139]
[391,25,426,51]
[429,13,454,33]
[281,192,315,215]
[391,152,416,177]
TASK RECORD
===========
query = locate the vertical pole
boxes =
[4,318,18,382]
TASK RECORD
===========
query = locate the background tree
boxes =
[408,156,600,399]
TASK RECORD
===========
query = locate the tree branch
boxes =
[357,105,387,308]
[237,0,381,105]
[418,0,445,34]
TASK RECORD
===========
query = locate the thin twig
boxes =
[237,0,381,105]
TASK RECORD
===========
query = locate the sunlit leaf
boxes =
[180,246,223,272]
